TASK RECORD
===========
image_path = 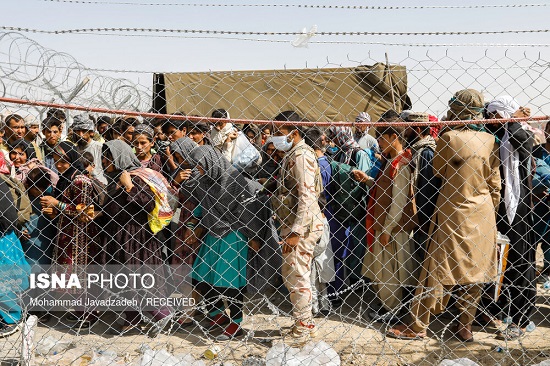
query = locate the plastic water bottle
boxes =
[503,316,513,325]
[543,278,550,290]
[526,321,536,332]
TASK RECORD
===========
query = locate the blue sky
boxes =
[2,0,550,117]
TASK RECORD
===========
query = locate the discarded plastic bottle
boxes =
[526,321,536,332]
[503,317,513,325]
[495,346,504,353]
[543,279,550,290]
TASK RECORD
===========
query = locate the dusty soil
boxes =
[1,246,550,366]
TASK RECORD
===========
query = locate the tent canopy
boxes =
[154,62,410,122]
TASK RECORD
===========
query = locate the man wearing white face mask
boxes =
[270,111,324,344]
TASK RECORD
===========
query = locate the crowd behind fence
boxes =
[0,36,550,365]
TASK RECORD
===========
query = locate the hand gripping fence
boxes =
[1,32,550,366]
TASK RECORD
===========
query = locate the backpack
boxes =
[0,174,32,227]
[329,160,368,223]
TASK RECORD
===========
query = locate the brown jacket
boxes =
[422,129,501,286]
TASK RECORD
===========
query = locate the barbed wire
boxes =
[2,25,549,37]
[0,31,150,112]
[39,0,550,10]
[62,32,550,48]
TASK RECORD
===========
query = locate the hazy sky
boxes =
[1,0,550,117]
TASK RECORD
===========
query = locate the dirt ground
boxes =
[2,247,550,366]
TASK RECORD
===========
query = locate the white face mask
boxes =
[270,134,294,152]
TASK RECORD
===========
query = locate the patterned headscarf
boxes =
[133,123,155,140]
[327,126,361,164]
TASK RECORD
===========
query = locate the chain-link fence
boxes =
[1,28,550,366]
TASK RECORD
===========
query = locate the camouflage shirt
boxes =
[272,139,324,237]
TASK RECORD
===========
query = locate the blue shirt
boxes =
[318,156,332,214]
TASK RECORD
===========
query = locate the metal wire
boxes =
[39,0,550,10]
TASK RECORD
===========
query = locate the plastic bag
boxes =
[89,350,118,365]
[139,349,205,366]
[231,131,260,173]
[266,341,340,366]
[291,25,317,48]
[439,359,480,366]
[35,336,74,356]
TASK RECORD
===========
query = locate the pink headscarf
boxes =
[0,152,11,175]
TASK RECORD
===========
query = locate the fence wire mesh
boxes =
[0,28,550,366]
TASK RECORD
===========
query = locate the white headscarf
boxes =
[487,96,521,224]
[486,95,520,119]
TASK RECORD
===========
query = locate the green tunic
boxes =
[191,206,248,289]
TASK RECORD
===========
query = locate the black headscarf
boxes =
[170,137,198,165]
[170,137,201,198]
[8,139,35,160]
[53,141,85,196]
[257,143,279,179]
[188,145,261,239]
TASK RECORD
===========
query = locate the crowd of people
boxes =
[0,88,549,345]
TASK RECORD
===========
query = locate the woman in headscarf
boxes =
[38,141,100,329]
[387,89,501,342]
[243,124,262,150]
[9,139,57,186]
[133,123,163,172]
[186,145,261,340]
[256,142,280,182]
[479,95,536,340]
[327,126,361,165]
[100,139,171,335]
[169,137,200,328]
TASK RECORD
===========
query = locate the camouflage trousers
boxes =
[282,230,323,323]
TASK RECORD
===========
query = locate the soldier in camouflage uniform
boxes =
[270,111,324,342]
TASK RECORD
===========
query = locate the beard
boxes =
[73,134,88,147]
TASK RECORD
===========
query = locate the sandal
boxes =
[451,323,474,343]
[496,324,524,341]
[386,324,426,340]
[473,314,502,329]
